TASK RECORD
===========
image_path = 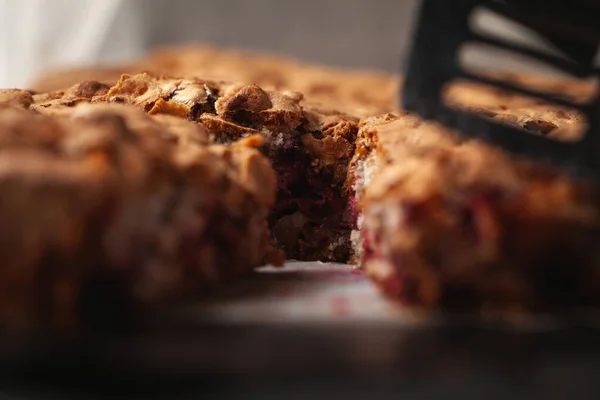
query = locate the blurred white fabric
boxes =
[0,0,144,88]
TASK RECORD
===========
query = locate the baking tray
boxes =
[1,262,600,399]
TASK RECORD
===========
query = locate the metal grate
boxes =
[402,0,600,182]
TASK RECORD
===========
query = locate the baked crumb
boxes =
[24,73,361,263]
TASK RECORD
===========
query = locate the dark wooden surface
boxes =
[0,263,599,399]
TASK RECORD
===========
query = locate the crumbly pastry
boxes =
[143,46,398,118]
[102,74,360,262]
[29,45,594,120]
[27,74,360,262]
[351,107,600,314]
[29,45,398,118]
[0,97,279,331]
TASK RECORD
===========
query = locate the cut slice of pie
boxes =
[0,98,279,331]
[350,107,600,314]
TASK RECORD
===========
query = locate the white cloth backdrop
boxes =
[0,0,143,88]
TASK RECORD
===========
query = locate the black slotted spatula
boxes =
[402,0,600,182]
